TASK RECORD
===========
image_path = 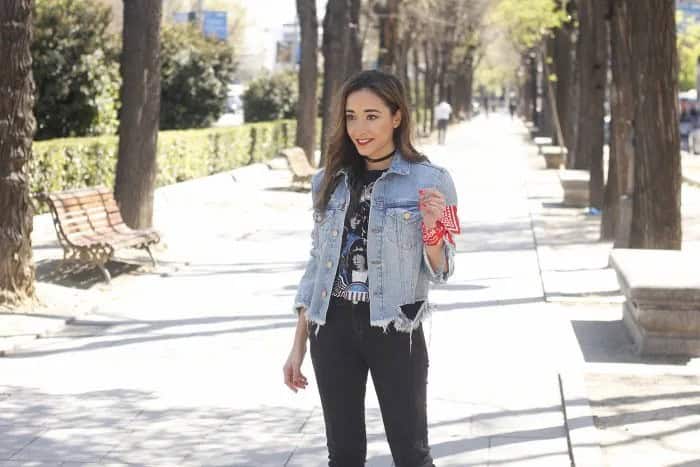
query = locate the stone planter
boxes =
[542,146,566,169]
[610,249,700,356]
[533,137,553,155]
[558,169,588,206]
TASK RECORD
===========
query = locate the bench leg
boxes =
[144,245,157,268]
[97,264,111,284]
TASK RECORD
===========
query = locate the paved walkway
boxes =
[0,113,698,466]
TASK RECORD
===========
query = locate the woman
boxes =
[283,70,459,467]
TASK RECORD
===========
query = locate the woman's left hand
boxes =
[419,188,446,229]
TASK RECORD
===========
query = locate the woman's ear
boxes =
[393,110,402,129]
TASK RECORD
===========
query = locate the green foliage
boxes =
[32,0,121,140]
[30,120,298,213]
[490,0,567,50]
[677,12,700,91]
[160,24,238,130]
[242,71,299,122]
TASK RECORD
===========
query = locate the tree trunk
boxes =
[321,0,350,161]
[553,2,574,147]
[574,0,607,212]
[422,41,432,135]
[566,9,580,167]
[438,42,449,101]
[377,0,399,72]
[604,0,634,245]
[348,0,362,75]
[412,46,422,129]
[429,42,439,132]
[601,111,618,240]
[115,0,162,229]
[464,54,475,119]
[627,0,682,249]
[540,41,555,139]
[601,28,618,241]
[521,54,535,122]
[0,0,36,306]
[530,52,538,126]
[295,0,318,164]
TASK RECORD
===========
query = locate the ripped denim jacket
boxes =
[293,152,458,334]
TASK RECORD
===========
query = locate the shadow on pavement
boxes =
[571,320,692,365]
[5,314,297,359]
[35,259,141,289]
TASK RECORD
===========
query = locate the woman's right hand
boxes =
[283,343,308,393]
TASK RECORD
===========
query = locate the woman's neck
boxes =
[364,148,395,171]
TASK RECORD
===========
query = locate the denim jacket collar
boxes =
[334,149,411,178]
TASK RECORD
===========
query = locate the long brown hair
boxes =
[316,70,426,211]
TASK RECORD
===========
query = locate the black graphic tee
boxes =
[331,169,386,303]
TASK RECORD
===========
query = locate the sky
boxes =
[242,0,327,34]
[239,0,328,73]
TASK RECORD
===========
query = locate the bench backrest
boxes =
[45,186,126,240]
[280,147,315,176]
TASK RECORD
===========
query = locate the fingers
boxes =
[419,189,445,209]
[283,367,297,393]
[293,367,308,389]
[284,363,308,393]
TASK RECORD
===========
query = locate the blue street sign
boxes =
[203,11,228,41]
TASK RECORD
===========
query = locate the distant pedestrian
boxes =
[509,100,517,119]
[481,95,490,117]
[434,99,452,145]
[283,70,460,467]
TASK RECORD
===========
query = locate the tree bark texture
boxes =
[377,0,399,72]
[115,0,162,229]
[627,0,682,249]
[604,0,634,244]
[0,0,36,306]
[610,0,635,247]
[540,41,555,140]
[553,2,574,147]
[348,0,362,75]
[521,54,535,122]
[295,0,318,164]
[321,0,350,160]
[574,0,607,212]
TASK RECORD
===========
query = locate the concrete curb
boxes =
[560,371,606,467]
[0,283,99,357]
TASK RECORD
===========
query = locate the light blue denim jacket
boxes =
[293,151,458,333]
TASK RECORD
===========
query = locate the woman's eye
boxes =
[346,114,355,121]
[367,115,378,120]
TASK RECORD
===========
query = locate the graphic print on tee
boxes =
[332,171,384,303]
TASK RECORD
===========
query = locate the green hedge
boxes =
[30,119,302,213]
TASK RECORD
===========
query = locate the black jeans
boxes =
[437,119,448,145]
[309,297,434,467]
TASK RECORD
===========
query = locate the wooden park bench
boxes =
[38,186,161,283]
[280,146,317,187]
[610,249,700,356]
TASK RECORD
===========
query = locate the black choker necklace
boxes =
[359,150,395,163]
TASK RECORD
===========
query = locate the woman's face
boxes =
[345,89,401,159]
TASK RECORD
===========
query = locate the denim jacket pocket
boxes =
[387,207,422,250]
